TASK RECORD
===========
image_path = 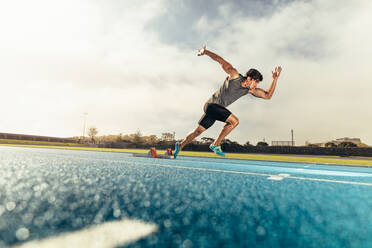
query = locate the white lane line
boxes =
[267,175,285,181]
[145,162,372,187]
[268,174,291,181]
[41,155,372,187]
[12,218,157,248]
[287,176,372,186]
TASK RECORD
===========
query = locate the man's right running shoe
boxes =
[209,144,226,157]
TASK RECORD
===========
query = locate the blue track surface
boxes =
[1,146,372,247]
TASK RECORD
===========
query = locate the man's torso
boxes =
[206,74,249,107]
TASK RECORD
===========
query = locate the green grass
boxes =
[1,143,372,167]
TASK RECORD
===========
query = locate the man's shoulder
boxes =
[227,73,243,81]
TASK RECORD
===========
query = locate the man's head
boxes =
[245,68,263,90]
[245,68,263,82]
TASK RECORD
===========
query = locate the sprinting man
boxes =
[174,45,282,158]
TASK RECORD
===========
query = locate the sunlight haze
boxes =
[1,0,371,146]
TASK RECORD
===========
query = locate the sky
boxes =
[1,0,371,146]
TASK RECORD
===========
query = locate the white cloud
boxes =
[1,0,371,146]
[0,0,215,138]
[190,0,372,145]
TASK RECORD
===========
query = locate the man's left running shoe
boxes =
[209,144,226,157]
[174,142,180,159]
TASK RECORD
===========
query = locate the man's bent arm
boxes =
[250,66,282,100]
[250,80,277,100]
[204,49,239,78]
[265,76,278,99]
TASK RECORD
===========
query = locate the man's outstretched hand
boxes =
[272,66,282,80]
[197,45,206,56]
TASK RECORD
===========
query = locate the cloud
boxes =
[0,0,215,137]
[1,0,371,146]
[187,0,372,145]
[146,0,296,48]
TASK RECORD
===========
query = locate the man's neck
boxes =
[242,79,250,88]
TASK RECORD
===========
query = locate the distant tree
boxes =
[101,135,122,143]
[88,126,98,143]
[201,137,215,144]
[338,142,357,148]
[256,141,269,147]
[244,141,253,147]
[133,129,143,144]
[307,143,320,147]
[190,139,202,145]
[222,139,239,145]
[121,134,132,142]
[143,135,158,145]
[325,142,337,148]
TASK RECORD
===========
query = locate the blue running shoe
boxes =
[209,144,226,157]
[209,144,215,151]
[174,142,180,159]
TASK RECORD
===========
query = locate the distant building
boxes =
[313,137,362,147]
[161,132,175,141]
[272,141,295,146]
[331,137,361,145]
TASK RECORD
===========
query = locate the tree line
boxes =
[78,127,269,148]
[80,126,360,149]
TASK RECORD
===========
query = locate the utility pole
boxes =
[291,129,294,146]
[82,113,88,141]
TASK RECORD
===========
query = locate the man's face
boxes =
[248,77,259,90]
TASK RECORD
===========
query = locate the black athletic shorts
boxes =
[198,103,232,129]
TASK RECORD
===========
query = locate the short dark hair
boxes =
[245,68,263,82]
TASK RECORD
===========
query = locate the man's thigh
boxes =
[206,103,232,122]
[198,113,216,129]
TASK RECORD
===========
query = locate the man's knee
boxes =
[234,118,239,127]
[226,115,239,127]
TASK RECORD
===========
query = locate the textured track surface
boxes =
[1,146,372,248]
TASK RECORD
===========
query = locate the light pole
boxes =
[291,129,294,146]
[82,113,88,141]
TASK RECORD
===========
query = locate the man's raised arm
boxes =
[198,45,239,79]
[250,66,282,100]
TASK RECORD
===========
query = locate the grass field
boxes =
[1,143,372,167]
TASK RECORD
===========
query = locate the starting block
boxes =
[132,147,174,159]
